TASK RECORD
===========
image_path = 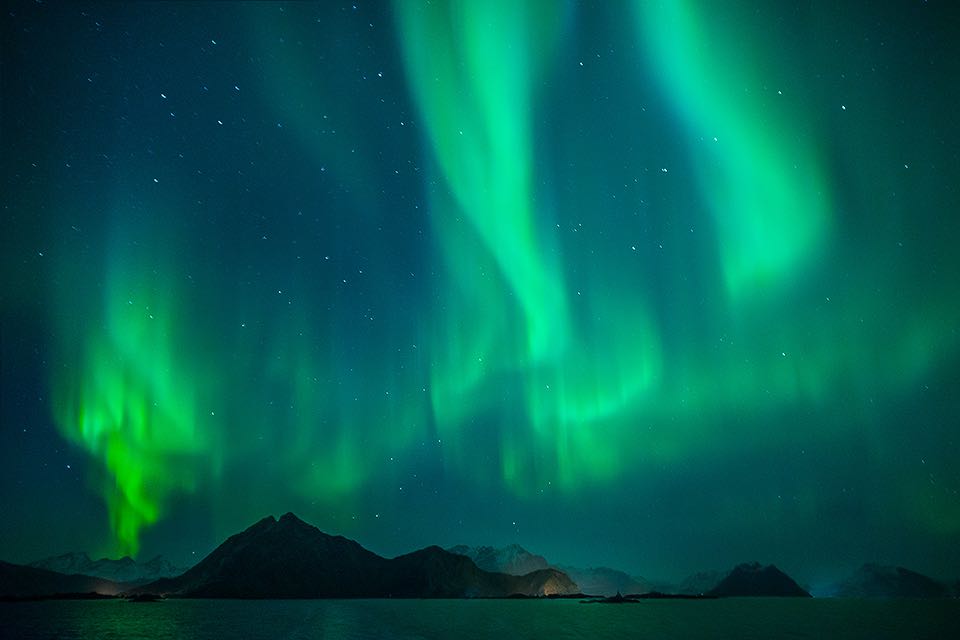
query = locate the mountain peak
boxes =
[249,515,277,529]
[709,563,810,597]
[278,512,309,526]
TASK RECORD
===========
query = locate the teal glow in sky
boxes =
[2,1,959,585]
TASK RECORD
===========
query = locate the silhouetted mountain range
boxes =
[833,564,950,598]
[4,517,955,600]
[29,551,184,584]
[135,513,577,598]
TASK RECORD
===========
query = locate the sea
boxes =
[1,598,958,639]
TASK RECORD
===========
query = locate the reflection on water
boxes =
[2,598,958,640]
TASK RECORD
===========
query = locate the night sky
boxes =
[2,1,959,589]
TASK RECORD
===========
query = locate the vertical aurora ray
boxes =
[395,0,570,364]
[396,0,575,484]
[52,214,210,556]
[396,0,665,491]
[635,0,832,301]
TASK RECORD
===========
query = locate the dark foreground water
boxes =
[2,598,958,639]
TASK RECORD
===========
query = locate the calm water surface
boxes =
[2,598,958,639]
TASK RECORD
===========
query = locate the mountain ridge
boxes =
[9,518,953,600]
[29,551,185,584]
[137,513,578,598]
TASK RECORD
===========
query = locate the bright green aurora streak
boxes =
[53,217,210,556]
[637,0,831,301]
[397,0,666,491]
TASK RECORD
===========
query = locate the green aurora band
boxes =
[47,0,960,554]
[52,216,211,556]
[636,0,832,301]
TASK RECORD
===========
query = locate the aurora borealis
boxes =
[2,0,959,587]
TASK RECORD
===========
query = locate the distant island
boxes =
[1,513,955,601]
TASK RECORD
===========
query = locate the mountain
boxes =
[708,562,810,597]
[140,513,385,598]
[0,561,122,598]
[448,544,549,576]
[446,543,652,596]
[675,570,725,595]
[29,551,185,584]
[137,513,577,598]
[834,564,949,598]
[553,566,652,597]
[385,546,573,597]
[140,555,186,579]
